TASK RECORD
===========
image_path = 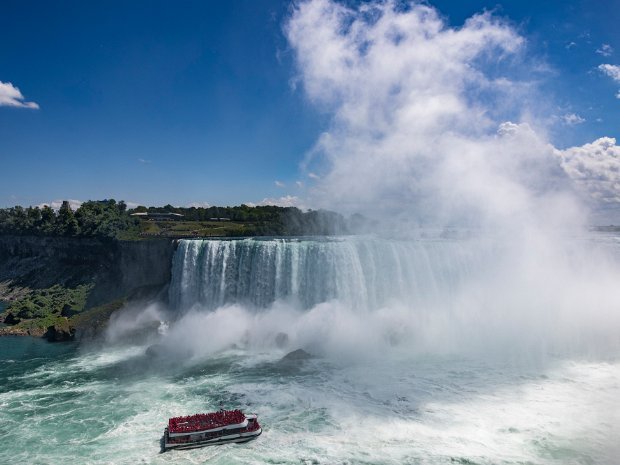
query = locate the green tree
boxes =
[40,206,56,234]
[57,201,80,236]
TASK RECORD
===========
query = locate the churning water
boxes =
[2,234,620,464]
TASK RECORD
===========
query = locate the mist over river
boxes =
[2,234,620,464]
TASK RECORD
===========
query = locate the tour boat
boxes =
[162,409,262,451]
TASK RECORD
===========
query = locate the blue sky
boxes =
[1,0,619,209]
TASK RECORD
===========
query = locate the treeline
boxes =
[0,200,364,239]
[0,200,139,239]
[134,204,351,235]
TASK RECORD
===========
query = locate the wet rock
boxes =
[281,348,313,362]
[44,322,76,342]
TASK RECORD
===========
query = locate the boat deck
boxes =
[168,409,246,434]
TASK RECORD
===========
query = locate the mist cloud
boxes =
[286,0,619,225]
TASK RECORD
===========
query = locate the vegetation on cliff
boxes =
[1,289,125,342]
[1,281,97,340]
[5,284,91,321]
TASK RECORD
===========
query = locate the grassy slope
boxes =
[135,220,249,238]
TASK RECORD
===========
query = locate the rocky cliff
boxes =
[0,235,176,340]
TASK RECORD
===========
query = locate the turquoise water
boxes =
[1,336,619,464]
[3,234,620,464]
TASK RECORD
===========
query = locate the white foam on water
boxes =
[221,356,620,465]
[2,338,619,464]
[72,345,147,370]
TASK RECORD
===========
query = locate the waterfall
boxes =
[168,236,484,312]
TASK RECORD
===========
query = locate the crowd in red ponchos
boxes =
[168,409,246,434]
[246,419,261,432]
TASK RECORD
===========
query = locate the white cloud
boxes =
[38,199,83,211]
[187,202,211,208]
[599,64,620,99]
[259,195,302,208]
[596,44,614,57]
[296,180,304,188]
[0,81,39,109]
[274,180,286,188]
[308,172,320,180]
[562,113,585,125]
[37,199,142,210]
[599,64,620,82]
[556,138,620,204]
[137,158,151,164]
[566,41,577,50]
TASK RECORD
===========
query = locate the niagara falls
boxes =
[1,0,620,464]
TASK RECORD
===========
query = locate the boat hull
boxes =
[163,428,262,452]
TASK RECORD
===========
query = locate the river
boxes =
[2,234,619,464]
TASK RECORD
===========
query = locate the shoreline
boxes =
[0,326,45,338]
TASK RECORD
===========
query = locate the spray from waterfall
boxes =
[105,1,620,363]
[136,234,620,361]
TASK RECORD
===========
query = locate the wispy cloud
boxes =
[259,195,302,208]
[599,64,620,98]
[187,201,211,208]
[308,172,320,180]
[599,64,620,82]
[137,158,152,164]
[596,44,614,57]
[562,113,585,125]
[0,81,39,109]
[274,180,286,188]
[38,199,83,211]
[296,180,304,188]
